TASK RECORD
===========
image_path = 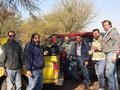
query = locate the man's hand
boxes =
[85,61,88,65]
[26,70,32,77]
[112,53,117,63]
[91,46,97,51]
[43,51,49,55]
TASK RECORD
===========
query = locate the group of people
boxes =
[0,19,119,90]
[61,20,120,90]
[91,20,119,90]
[0,32,45,90]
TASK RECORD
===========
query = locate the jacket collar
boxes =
[93,35,103,42]
[103,27,115,39]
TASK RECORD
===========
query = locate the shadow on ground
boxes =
[43,78,120,90]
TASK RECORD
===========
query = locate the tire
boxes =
[1,78,27,90]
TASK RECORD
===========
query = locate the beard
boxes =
[35,41,40,45]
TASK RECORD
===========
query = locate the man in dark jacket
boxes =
[24,33,45,90]
[74,35,90,89]
[0,31,23,90]
[50,36,60,55]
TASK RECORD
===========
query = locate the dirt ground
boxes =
[43,79,120,90]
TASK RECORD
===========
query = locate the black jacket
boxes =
[50,44,60,55]
[0,40,23,70]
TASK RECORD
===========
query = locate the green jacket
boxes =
[0,40,23,70]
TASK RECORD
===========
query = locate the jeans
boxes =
[105,52,118,90]
[6,69,22,90]
[77,56,90,86]
[64,56,79,81]
[94,60,106,88]
[27,69,43,90]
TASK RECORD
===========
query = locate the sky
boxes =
[89,0,120,33]
[22,0,120,33]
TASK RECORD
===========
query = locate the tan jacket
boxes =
[89,36,105,61]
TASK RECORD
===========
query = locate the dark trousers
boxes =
[64,55,79,81]
[77,56,90,85]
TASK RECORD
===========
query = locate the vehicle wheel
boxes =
[1,78,27,90]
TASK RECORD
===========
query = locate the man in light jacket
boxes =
[102,20,120,90]
[89,29,106,90]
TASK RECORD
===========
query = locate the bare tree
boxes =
[54,0,94,33]
[0,0,41,17]
[0,0,42,34]
[0,2,15,34]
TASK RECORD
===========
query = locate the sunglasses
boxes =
[8,35,15,37]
